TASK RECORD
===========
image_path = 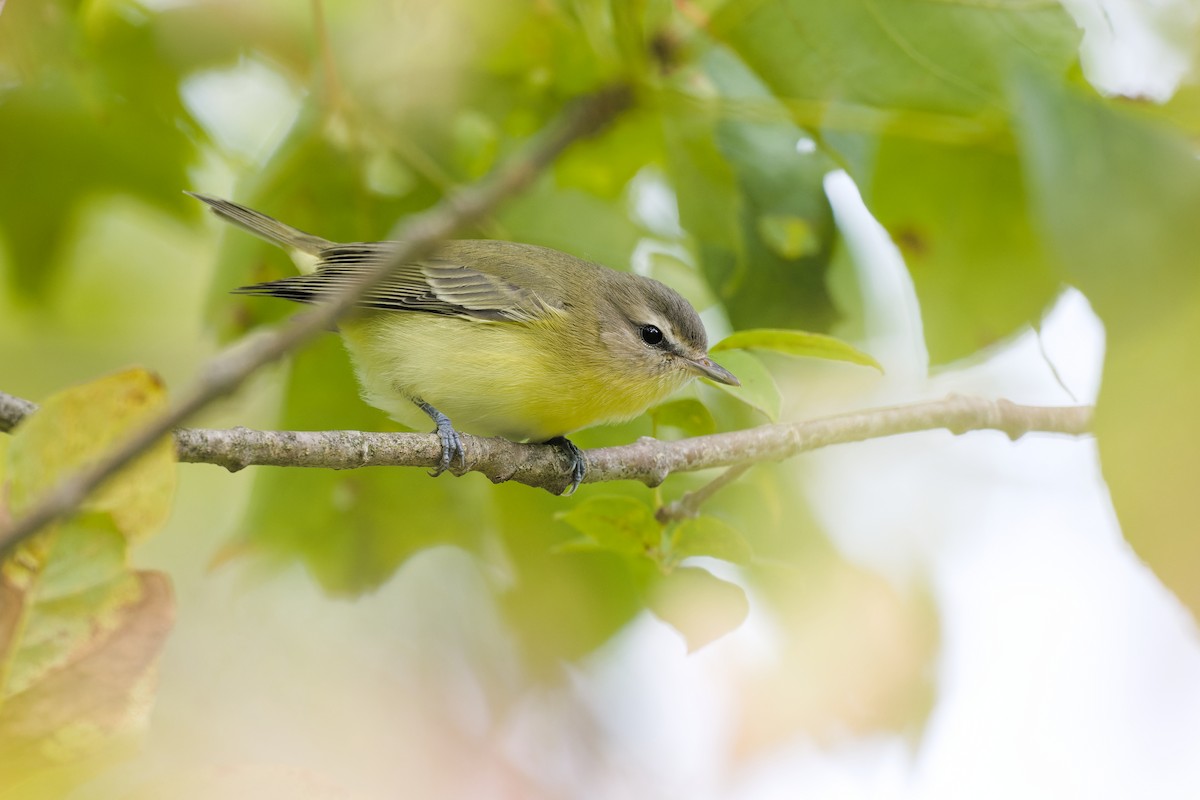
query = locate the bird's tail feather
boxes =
[186,192,331,257]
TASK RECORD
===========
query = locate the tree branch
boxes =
[655,463,753,524]
[1,391,1093,496]
[0,84,633,554]
[0,391,36,433]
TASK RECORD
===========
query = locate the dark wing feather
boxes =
[234,243,552,322]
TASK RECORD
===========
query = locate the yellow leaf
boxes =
[0,559,174,778]
[7,368,176,543]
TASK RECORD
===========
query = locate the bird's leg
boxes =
[416,400,466,476]
[544,436,587,495]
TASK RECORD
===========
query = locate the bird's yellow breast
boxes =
[339,312,689,442]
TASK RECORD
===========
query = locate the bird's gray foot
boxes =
[417,401,466,476]
[545,436,587,495]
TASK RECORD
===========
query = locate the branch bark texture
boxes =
[2,391,1094,496]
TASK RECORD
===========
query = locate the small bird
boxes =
[189,193,738,492]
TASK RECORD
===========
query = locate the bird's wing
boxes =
[233,243,556,322]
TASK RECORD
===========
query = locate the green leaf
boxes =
[1014,72,1200,621]
[661,102,741,255]
[0,0,197,300]
[650,399,717,438]
[499,545,646,677]
[713,328,881,370]
[499,484,652,677]
[551,537,607,555]
[498,185,642,274]
[647,567,750,652]
[861,139,1061,363]
[451,109,500,180]
[665,45,838,333]
[711,0,1080,362]
[670,516,753,566]
[3,516,133,698]
[757,213,821,260]
[555,108,663,198]
[0,513,174,778]
[1013,73,1200,330]
[558,496,660,559]
[711,0,1079,121]
[704,350,782,421]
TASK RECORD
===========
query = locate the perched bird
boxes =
[189,193,738,492]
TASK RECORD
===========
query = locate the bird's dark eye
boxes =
[640,324,664,346]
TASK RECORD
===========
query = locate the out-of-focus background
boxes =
[2,0,1200,797]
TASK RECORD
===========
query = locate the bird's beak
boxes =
[687,355,740,387]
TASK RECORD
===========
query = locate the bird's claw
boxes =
[430,422,466,477]
[546,436,587,495]
[418,401,466,477]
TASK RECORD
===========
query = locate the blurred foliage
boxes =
[663,45,840,332]
[1,369,175,789]
[1013,72,1200,617]
[1,0,1199,790]
[710,0,1079,364]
